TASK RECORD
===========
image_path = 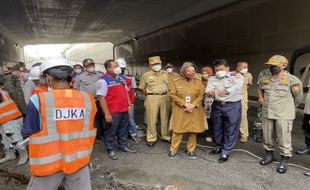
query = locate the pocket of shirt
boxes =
[276,85,289,97]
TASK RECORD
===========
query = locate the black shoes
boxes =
[277,156,289,174]
[107,151,118,160]
[120,147,136,154]
[260,150,274,165]
[210,148,222,155]
[218,155,229,163]
[147,141,155,147]
[168,152,177,160]
[161,139,171,144]
[187,152,197,160]
[296,146,310,155]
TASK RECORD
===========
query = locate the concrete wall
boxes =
[66,42,113,73]
[116,0,310,97]
[0,32,24,72]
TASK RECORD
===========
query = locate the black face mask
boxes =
[269,65,282,74]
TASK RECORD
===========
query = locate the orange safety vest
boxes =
[32,86,48,95]
[29,89,97,176]
[0,92,22,124]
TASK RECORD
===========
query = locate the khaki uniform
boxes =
[240,72,253,137]
[139,70,170,142]
[169,77,205,153]
[0,73,27,114]
[258,71,303,157]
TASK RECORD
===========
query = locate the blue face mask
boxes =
[269,65,281,74]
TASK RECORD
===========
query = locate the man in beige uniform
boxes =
[258,55,303,174]
[236,61,253,143]
[139,56,170,147]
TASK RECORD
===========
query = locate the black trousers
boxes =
[302,114,310,147]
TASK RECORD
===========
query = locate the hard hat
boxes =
[40,58,71,74]
[148,56,162,65]
[28,66,41,80]
[265,55,288,66]
[116,58,127,68]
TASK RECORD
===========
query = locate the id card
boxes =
[185,96,191,103]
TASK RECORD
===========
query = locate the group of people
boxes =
[0,53,309,189]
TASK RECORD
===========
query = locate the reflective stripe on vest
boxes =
[0,93,22,124]
[29,90,96,176]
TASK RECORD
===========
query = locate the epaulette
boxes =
[173,77,181,82]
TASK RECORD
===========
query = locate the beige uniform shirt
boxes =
[258,71,303,120]
[139,70,168,94]
[241,72,253,102]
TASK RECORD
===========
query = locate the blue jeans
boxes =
[128,105,137,136]
[104,112,129,151]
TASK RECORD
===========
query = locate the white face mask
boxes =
[216,71,227,78]
[240,68,248,74]
[86,67,95,73]
[152,65,162,72]
[113,67,122,75]
[75,69,83,74]
[166,68,173,73]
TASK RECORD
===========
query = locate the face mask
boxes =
[166,68,173,73]
[123,69,129,75]
[202,73,209,80]
[86,67,95,73]
[269,65,281,74]
[240,68,248,74]
[113,67,122,75]
[74,69,83,74]
[216,71,227,78]
[152,65,162,72]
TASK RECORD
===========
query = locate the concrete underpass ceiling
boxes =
[0,0,239,46]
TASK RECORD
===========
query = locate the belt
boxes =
[214,100,240,105]
[147,92,167,95]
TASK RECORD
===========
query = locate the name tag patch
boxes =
[54,108,85,121]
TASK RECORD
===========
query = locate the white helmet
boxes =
[40,58,71,74]
[116,58,126,68]
[28,66,41,80]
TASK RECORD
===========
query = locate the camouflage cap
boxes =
[3,62,19,73]
[265,55,288,66]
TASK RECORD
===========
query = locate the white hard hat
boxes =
[40,58,71,74]
[116,58,126,68]
[28,66,41,80]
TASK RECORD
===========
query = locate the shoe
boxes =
[187,151,197,160]
[168,152,177,160]
[240,135,248,143]
[260,150,274,165]
[0,150,16,164]
[147,141,155,147]
[277,156,289,174]
[296,146,310,155]
[210,148,222,155]
[107,151,118,160]
[304,172,310,177]
[131,135,141,143]
[17,149,28,166]
[120,147,136,154]
[161,139,171,144]
[218,155,229,163]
